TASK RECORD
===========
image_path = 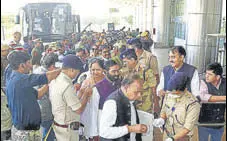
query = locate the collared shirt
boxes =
[23,42,32,55]
[160,91,200,137]
[100,97,150,141]
[134,63,157,113]
[9,41,22,48]
[31,46,42,65]
[157,69,200,97]
[4,64,12,87]
[199,79,222,102]
[6,71,48,129]
[99,100,130,139]
[49,72,81,125]
[137,50,159,75]
[1,56,8,87]
[33,66,53,122]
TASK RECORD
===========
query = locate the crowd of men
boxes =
[1,29,226,141]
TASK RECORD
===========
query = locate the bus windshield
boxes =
[25,3,71,35]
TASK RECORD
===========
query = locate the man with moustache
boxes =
[157,46,200,98]
[96,59,122,110]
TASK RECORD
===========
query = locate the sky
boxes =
[1,0,111,17]
[2,0,225,17]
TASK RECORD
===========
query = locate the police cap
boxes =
[167,72,189,91]
[62,54,83,71]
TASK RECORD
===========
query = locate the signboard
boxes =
[109,8,119,13]
[108,23,115,31]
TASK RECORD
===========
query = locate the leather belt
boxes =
[53,121,84,129]
[53,121,69,128]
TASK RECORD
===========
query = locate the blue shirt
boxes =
[4,64,12,87]
[6,71,48,130]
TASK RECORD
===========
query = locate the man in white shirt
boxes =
[100,74,150,141]
[157,46,200,98]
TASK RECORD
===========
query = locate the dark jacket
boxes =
[199,78,226,128]
[100,89,142,141]
[163,63,196,92]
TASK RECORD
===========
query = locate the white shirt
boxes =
[99,100,129,139]
[157,69,200,97]
[130,101,137,141]
[100,100,140,141]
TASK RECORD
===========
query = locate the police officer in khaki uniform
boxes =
[1,44,10,87]
[31,38,43,69]
[130,37,160,84]
[129,38,160,114]
[120,49,157,113]
[49,55,92,141]
[153,72,200,141]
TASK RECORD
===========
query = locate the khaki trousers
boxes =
[53,125,79,141]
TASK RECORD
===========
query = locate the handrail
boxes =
[201,102,226,104]
[196,123,226,127]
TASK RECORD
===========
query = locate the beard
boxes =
[107,73,121,82]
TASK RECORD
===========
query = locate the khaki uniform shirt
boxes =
[31,47,42,65]
[120,67,134,79]
[49,72,81,125]
[137,50,159,76]
[1,56,8,87]
[134,64,157,113]
[120,64,157,113]
[161,91,201,140]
